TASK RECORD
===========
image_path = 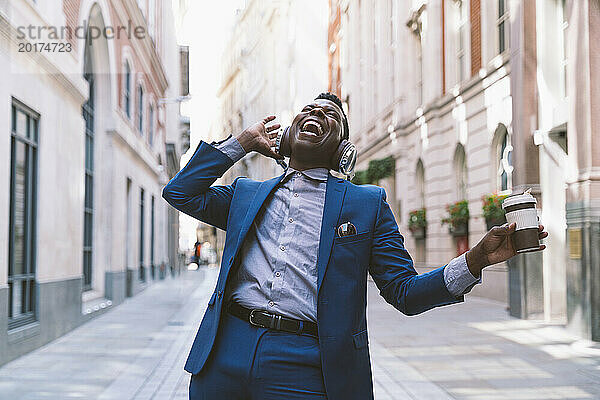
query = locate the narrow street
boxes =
[0,268,598,400]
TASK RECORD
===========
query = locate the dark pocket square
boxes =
[337,222,357,237]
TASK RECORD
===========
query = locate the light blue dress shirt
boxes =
[215,137,480,323]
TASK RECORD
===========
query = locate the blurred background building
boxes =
[1,0,596,371]
[201,0,329,256]
[0,0,188,365]
[329,0,598,341]
[195,0,599,343]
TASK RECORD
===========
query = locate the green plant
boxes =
[408,208,427,232]
[482,193,507,221]
[351,170,370,185]
[351,156,395,185]
[441,200,470,229]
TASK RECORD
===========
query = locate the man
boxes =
[162,92,547,399]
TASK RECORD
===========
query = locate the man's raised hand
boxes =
[236,115,284,160]
[465,223,548,278]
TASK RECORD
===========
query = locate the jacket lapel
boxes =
[317,174,347,292]
[233,173,286,258]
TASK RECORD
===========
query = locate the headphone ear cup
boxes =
[331,139,357,175]
[275,126,292,157]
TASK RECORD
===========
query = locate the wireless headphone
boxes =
[275,126,357,177]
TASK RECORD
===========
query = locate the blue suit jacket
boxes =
[162,141,463,400]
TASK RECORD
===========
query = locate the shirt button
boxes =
[288,218,293,223]
[268,301,275,307]
[280,245,285,251]
[296,172,301,177]
[294,193,299,197]
[275,271,281,278]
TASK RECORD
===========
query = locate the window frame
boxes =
[8,98,40,329]
[495,126,513,192]
[455,0,469,83]
[137,83,144,135]
[139,187,146,282]
[124,61,132,119]
[497,0,510,55]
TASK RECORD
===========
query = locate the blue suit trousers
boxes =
[189,312,327,399]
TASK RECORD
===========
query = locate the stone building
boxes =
[0,0,186,365]
[331,0,599,340]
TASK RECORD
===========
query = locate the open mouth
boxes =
[300,120,324,137]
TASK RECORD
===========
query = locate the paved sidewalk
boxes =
[368,280,600,399]
[0,268,218,400]
[0,268,598,400]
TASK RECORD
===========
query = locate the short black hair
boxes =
[315,92,349,140]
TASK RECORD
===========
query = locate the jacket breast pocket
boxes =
[352,329,369,349]
[334,230,371,245]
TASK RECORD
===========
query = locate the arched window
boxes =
[416,159,425,208]
[494,124,513,192]
[124,62,131,119]
[137,84,144,134]
[453,144,468,200]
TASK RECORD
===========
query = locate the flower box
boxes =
[482,193,508,231]
[442,200,470,237]
[408,208,427,239]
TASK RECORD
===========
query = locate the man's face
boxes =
[288,99,345,168]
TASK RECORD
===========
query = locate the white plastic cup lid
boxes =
[502,192,537,210]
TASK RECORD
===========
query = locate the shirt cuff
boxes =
[213,136,246,163]
[444,253,482,297]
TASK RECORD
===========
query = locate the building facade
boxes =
[0,0,186,365]
[207,0,329,253]
[332,0,599,340]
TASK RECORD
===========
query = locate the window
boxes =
[150,195,155,280]
[83,49,95,292]
[137,84,144,134]
[139,188,145,282]
[9,100,39,328]
[453,144,468,200]
[455,0,468,82]
[124,62,131,119]
[416,159,425,208]
[497,0,510,54]
[495,124,513,192]
[149,104,154,146]
[126,178,132,269]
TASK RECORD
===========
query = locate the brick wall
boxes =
[470,0,481,76]
[63,0,81,49]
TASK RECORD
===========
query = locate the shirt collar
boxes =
[284,167,329,182]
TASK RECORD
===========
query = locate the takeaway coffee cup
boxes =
[502,191,540,253]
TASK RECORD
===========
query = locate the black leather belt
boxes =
[227,301,318,337]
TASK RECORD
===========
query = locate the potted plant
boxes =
[408,208,427,239]
[482,193,507,230]
[441,200,469,236]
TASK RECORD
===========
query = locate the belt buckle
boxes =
[249,309,282,330]
[248,309,265,328]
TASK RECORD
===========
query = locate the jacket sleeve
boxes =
[162,140,241,231]
[368,188,464,316]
